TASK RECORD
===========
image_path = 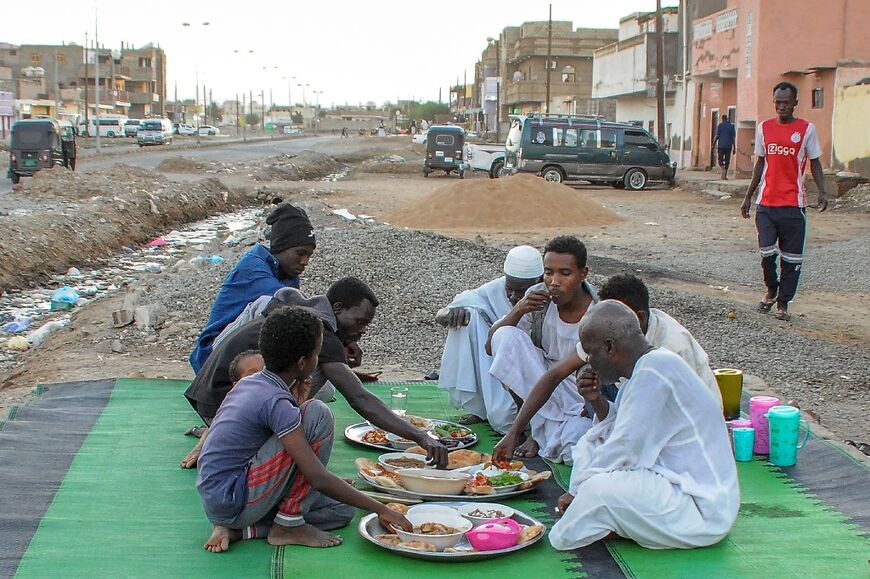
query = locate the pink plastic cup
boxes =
[465,517,522,551]
[750,396,780,454]
[726,418,752,450]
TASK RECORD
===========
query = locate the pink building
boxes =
[691,0,870,176]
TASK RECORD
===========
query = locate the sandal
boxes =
[774,309,792,322]
[845,440,870,457]
[757,299,776,313]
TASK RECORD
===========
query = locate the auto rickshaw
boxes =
[423,125,466,178]
[7,119,67,184]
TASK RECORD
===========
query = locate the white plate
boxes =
[344,421,478,452]
[358,473,538,502]
[359,502,545,561]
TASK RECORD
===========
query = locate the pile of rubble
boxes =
[0,165,245,291]
[836,182,870,211]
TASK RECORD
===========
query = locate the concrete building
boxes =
[474,41,499,135]
[691,0,870,175]
[592,8,685,159]
[496,21,618,131]
[121,43,167,118]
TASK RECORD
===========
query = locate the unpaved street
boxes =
[1,135,868,455]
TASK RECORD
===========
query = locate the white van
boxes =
[77,116,127,138]
[137,118,174,147]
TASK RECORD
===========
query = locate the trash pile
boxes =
[359,155,421,174]
[0,164,244,292]
[836,183,870,211]
[155,151,345,182]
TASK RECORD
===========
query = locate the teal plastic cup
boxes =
[766,405,810,467]
[732,427,755,462]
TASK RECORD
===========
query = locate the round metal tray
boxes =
[358,502,546,561]
[344,420,478,452]
[358,474,539,502]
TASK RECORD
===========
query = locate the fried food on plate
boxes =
[374,475,402,489]
[404,415,431,429]
[405,445,428,456]
[517,524,545,544]
[446,449,486,469]
[518,471,552,490]
[362,429,389,445]
[375,534,402,546]
[386,503,409,515]
[402,541,437,552]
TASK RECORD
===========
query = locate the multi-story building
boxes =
[691,0,870,175]
[495,21,618,131]
[474,40,499,136]
[121,43,167,118]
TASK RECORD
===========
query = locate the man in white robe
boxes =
[436,245,543,433]
[548,301,739,550]
[493,274,723,471]
[487,236,598,463]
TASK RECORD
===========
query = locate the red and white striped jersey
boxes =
[754,118,822,207]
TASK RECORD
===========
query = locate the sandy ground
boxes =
[1,137,868,461]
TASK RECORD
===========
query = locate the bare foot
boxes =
[180,439,204,469]
[268,522,343,548]
[204,525,242,553]
[457,414,484,425]
[515,438,539,458]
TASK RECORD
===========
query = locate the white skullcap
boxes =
[503,245,544,279]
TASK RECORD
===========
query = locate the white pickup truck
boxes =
[464,143,505,178]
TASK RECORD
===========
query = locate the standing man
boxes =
[436,245,543,433]
[712,114,736,180]
[189,204,316,372]
[740,82,828,321]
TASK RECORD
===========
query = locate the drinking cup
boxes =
[732,427,755,462]
[390,386,408,416]
[714,368,744,420]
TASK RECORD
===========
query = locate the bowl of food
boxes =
[428,423,476,447]
[386,433,417,450]
[471,468,530,493]
[397,468,471,495]
[378,452,428,472]
[454,503,516,526]
[392,511,473,551]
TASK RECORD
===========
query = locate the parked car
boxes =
[124,119,142,137]
[465,143,505,178]
[177,124,196,136]
[137,118,174,147]
[423,125,466,178]
[77,116,127,138]
[283,125,303,135]
[198,125,219,136]
[503,114,676,190]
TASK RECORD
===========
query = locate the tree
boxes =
[291,112,303,124]
[245,112,260,126]
[208,101,224,124]
[405,100,449,122]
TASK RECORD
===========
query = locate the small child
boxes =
[180,350,265,469]
[196,306,410,552]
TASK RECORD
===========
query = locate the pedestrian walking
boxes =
[712,114,736,180]
[740,82,828,321]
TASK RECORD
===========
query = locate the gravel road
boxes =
[144,202,869,442]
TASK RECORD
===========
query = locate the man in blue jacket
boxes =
[189,204,316,373]
[712,114,737,180]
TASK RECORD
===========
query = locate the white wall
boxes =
[593,39,648,99]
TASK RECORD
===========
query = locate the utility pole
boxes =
[495,37,500,141]
[269,88,273,138]
[679,0,690,168]
[545,3,553,114]
[243,91,247,141]
[261,89,265,132]
[249,89,253,134]
[84,33,89,130]
[95,14,101,153]
[655,0,666,145]
[209,88,213,125]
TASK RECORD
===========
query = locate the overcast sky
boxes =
[2,0,679,107]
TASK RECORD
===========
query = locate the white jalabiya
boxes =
[549,349,739,551]
[438,277,517,433]
[489,304,592,464]
[645,308,722,407]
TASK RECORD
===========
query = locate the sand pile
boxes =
[384,173,622,230]
[157,157,207,173]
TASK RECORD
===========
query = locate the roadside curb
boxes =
[76,134,312,161]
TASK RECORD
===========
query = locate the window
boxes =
[624,130,658,151]
[30,53,41,63]
[56,54,65,64]
[561,65,575,83]
[578,129,598,148]
[138,57,152,68]
[600,129,617,149]
[812,88,824,109]
[553,127,578,147]
[434,134,455,146]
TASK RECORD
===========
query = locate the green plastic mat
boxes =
[548,446,870,578]
[14,379,274,578]
[278,381,580,578]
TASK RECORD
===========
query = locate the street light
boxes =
[232,49,255,139]
[297,83,309,107]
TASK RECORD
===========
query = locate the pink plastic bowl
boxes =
[464,517,522,551]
